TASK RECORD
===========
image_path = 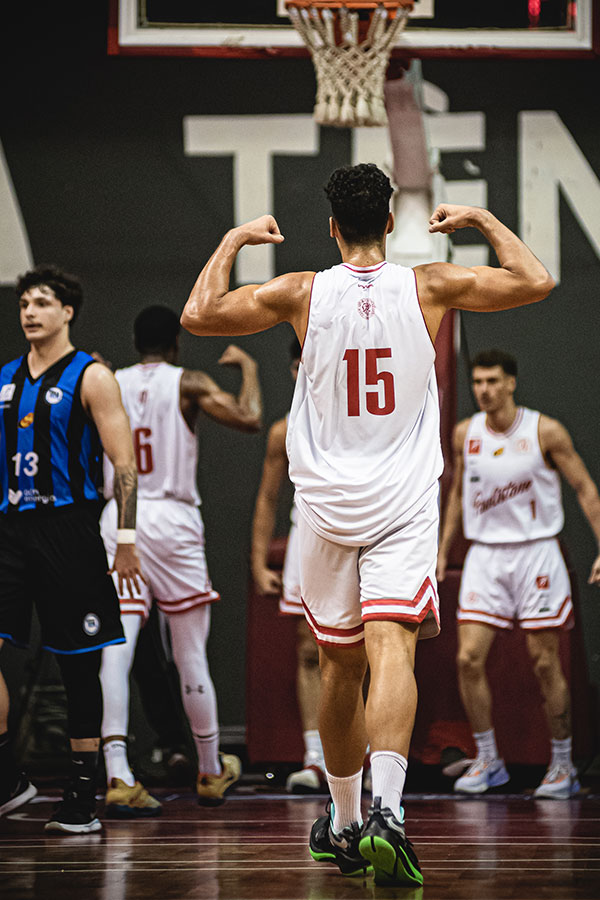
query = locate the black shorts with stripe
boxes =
[0,502,124,654]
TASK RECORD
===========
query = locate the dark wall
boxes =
[2,5,599,728]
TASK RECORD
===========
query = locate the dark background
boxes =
[2,3,599,737]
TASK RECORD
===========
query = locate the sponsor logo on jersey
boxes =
[468,439,481,454]
[536,575,550,590]
[516,438,531,453]
[83,613,101,636]
[0,384,16,403]
[18,412,34,429]
[357,297,375,319]
[473,479,532,514]
[493,447,505,457]
[8,489,22,505]
[470,476,480,483]
[45,386,63,405]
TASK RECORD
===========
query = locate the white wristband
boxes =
[117,529,136,544]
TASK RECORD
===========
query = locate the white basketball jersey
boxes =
[104,362,200,505]
[287,261,443,545]
[462,407,563,543]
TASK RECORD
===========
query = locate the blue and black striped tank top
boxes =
[0,350,102,513]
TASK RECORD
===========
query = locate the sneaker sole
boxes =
[44,817,102,834]
[359,834,423,887]
[0,782,37,817]
[105,803,162,819]
[309,846,372,878]
[534,779,581,800]
[454,769,510,794]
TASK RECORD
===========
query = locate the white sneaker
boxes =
[534,765,580,800]
[286,763,327,794]
[454,757,509,794]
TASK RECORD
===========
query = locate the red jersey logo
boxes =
[536,575,550,590]
[468,439,482,454]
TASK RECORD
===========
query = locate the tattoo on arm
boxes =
[113,465,137,529]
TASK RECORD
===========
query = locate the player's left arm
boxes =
[540,414,600,585]
[81,363,145,596]
[180,215,314,343]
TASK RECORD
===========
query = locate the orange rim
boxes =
[285,1,412,10]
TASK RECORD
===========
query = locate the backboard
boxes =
[109,0,599,57]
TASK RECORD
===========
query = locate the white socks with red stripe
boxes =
[370,751,407,820]
[326,768,363,833]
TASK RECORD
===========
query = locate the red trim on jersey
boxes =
[342,262,387,274]
[458,607,514,624]
[361,577,438,623]
[412,269,436,351]
[300,273,316,359]
[521,595,572,625]
[457,615,513,630]
[485,406,524,437]
[156,590,221,608]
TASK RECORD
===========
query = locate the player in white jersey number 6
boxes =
[181,163,555,887]
[437,349,600,800]
[99,306,262,815]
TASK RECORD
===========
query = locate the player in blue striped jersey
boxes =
[0,265,144,834]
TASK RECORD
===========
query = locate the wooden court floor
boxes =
[1,787,599,900]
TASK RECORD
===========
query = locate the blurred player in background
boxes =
[251,336,326,792]
[437,349,600,799]
[100,306,262,814]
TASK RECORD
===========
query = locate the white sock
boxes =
[473,728,499,763]
[303,729,324,767]
[103,739,135,787]
[100,613,141,789]
[326,768,363,833]
[550,737,572,769]
[168,605,220,776]
[370,751,407,820]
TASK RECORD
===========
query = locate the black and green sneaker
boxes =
[358,796,423,887]
[309,801,372,877]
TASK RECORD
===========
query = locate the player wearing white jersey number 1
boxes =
[437,349,600,800]
[180,163,555,887]
[99,306,262,815]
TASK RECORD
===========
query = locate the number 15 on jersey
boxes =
[343,348,396,417]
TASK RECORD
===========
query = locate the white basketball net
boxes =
[287,3,410,127]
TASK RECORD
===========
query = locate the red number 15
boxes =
[343,348,396,417]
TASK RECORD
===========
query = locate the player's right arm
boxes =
[416,205,555,341]
[180,215,314,345]
[436,418,470,582]
[251,418,288,596]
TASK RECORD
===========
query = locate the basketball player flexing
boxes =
[0,265,143,833]
[180,163,554,887]
[251,337,327,793]
[437,349,600,799]
[100,306,262,813]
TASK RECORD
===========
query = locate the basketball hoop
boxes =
[286,1,413,127]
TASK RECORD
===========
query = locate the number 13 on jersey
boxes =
[343,348,396,417]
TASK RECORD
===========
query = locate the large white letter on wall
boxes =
[183,116,318,284]
[0,141,33,284]
[520,111,600,283]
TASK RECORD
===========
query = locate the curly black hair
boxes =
[471,349,517,377]
[324,163,393,245]
[16,264,84,323]
[134,305,180,354]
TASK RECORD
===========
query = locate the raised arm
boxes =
[251,418,289,596]
[539,415,600,585]
[180,215,314,343]
[81,363,144,596]
[416,205,555,341]
[180,344,262,433]
[437,419,469,582]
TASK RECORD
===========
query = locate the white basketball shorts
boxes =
[280,522,302,615]
[100,498,220,618]
[297,485,440,647]
[457,537,573,631]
